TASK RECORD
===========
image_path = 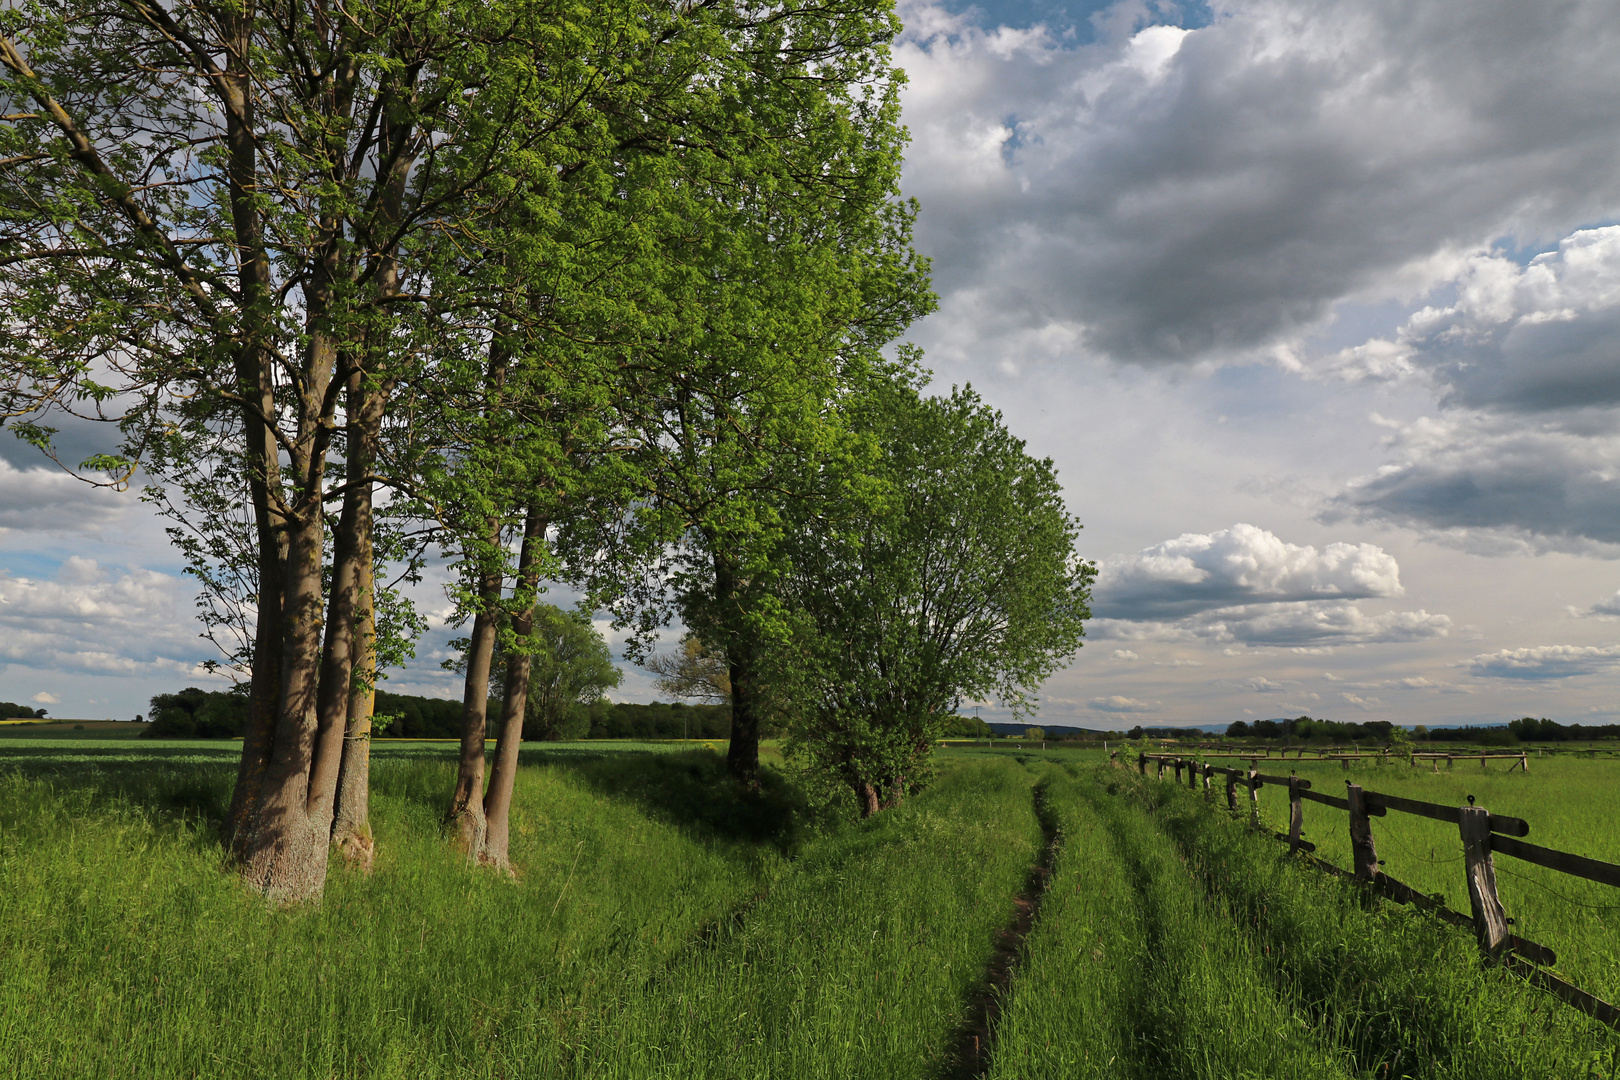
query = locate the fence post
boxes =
[1459,805,1511,960]
[1225,769,1238,812]
[1201,763,1213,798]
[1247,768,1261,828]
[1287,774,1305,853]
[1138,753,1146,775]
[1346,783,1379,880]
[1173,758,1183,784]
[1156,757,1165,779]
[1521,751,1529,773]
[1188,760,1199,791]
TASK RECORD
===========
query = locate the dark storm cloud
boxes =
[899,0,1620,367]
[1321,416,1620,551]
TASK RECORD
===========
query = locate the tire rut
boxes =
[936,777,1061,1080]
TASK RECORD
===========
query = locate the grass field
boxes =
[1,739,1618,1077]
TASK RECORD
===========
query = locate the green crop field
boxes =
[1,740,1617,1078]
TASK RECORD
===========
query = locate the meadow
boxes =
[1,738,1617,1077]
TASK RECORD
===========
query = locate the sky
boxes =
[6,0,1620,729]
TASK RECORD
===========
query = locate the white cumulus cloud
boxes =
[1095,523,1403,619]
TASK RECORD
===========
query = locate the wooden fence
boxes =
[1134,752,1620,1031]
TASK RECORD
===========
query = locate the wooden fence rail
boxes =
[1135,752,1620,1032]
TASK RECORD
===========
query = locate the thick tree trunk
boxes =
[237,503,346,903]
[481,507,547,871]
[220,1,285,858]
[331,374,384,870]
[234,282,346,900]
[446,536,503,856]
[725,646,762,785]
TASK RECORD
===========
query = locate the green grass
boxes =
[990,764,1620,1078]
[1211,753,1620,1004]
[0,742,1040,1078]
[3,739,1619,1078]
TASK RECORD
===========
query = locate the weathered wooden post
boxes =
[1247,768,1261,828]
[1156,756,1165,779]
[1521,751,1529,773]
[1225,769,1238,813]
[1138,753,1147,776]
[1201,763,1213,797]
[1287,774,1305,853]
[1173,758,1183,783]
[1459,804,1510,960]
[1346,783,1379,880]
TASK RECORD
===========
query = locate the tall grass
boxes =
[1105,764,1620,1077]
[988,764,1355,1079]
[0,749,789,1078]
[1230,754,1620,1002]
[0,745,1043,1079]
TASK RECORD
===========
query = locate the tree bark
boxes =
[331,371,384,870]
[857,781,879,818]
[219,0,284,858]
[446,529,504,857]
[480,507,547,871]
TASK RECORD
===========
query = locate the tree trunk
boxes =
[857,780,879,818]
[220,0,284,858]
[237,502,346,903]
[446,529,504,856]
[715,558,762,785]
[331,372,384,870]
[233,287,346,901]
[480,507,547,871]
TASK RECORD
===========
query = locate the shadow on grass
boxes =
[0,743,240,829]
[0,739,816,854]
[551,749,814,853]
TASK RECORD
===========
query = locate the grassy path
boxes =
[987,764,1354,1079]
[995,764,1620,1079]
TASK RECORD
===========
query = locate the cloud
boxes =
[898,0,1620,370]
[1091,602,1451,647]
[1087,524,1447,646]
[0,459,133,533]
[1112,649,1141,661]
[1095,523,1403,620]
[1340,692,1382,711]
[0,561,212,675]
[1329,228,1620,413]
[1245,676,1287,693]
[30,691,58,704]
[1322,412,1620,552]
[1586,589,1620,617]
[1462,644,1620,680]
[1089,694,1159,713]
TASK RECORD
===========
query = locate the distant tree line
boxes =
[1221,717,1398,742]
[0,702,49,720]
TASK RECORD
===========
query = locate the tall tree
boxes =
[0,0,629,900]
[782,383,1095,816]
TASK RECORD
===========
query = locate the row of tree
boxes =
[143,684,735,742]
[1221,717,1399,742]
[0,0,1091,901]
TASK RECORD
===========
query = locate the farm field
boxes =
[1,741,1617,1077]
